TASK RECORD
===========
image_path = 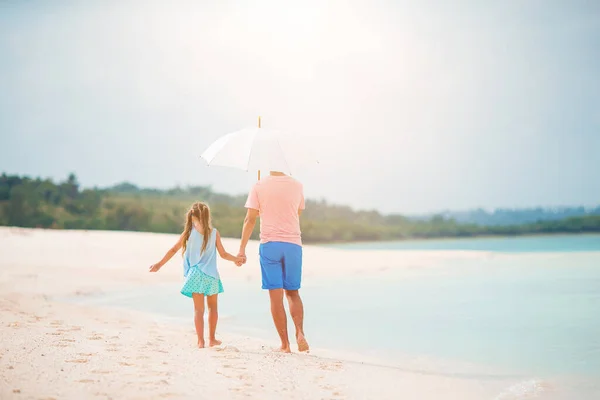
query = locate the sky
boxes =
[1,0,599,214]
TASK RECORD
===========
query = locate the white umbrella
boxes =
[200,118,319,178]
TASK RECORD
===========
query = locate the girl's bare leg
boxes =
[206,294,222,346]
[192,293,205,348]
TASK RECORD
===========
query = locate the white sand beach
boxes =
[0,227,549,399]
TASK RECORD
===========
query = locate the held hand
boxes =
[149,263,162,272]
[236,250,247,266]
[234,256,245,267]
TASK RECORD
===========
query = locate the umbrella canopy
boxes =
[200,126,318,176]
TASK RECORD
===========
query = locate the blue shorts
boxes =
[259,242,303,290]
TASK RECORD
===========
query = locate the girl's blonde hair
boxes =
[182,202,212,256]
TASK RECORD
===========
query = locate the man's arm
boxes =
[238,208,259,261]
[299,188,305,217]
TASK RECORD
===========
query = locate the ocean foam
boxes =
[494,379,552,399]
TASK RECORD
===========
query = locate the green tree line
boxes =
[1,173,599,243]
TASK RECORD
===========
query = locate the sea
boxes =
[68,234,600,399]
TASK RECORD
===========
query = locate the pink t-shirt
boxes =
[245,175,305,246]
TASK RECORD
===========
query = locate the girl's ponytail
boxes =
[199,203,212,255]
[181,205,197,256]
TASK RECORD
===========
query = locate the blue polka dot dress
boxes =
[180,228,224,298]
[181,268,224,297]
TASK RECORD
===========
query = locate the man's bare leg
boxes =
[269,289,291,353]
[285,289,309,352]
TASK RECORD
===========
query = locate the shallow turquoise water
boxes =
[224,258,600,377]
[70,236,600,398]
[328,234,600,252]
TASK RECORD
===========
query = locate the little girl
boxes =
[149,202,242,348]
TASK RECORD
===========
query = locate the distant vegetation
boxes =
[1,173,599,243]
[417,207,600,226]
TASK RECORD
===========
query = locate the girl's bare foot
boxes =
[296,334,309,353]
[198,340,205,348]
[209,339,222,347]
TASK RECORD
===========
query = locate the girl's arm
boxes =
[149,234,184,272]
[215,230,243,265]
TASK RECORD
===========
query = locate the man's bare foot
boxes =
[274,345,291,353]
[297,334,310,353]
[209,339,222,347]
[197,340,205,349]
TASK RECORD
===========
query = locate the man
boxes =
[237,171,309,353]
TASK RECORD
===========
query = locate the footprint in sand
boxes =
[87,334,103,341]
[77,379,96,384]
[65,359,89,364]
[119,362,134,367]
[50,320,63,326]
[158,393,181,398]
[319,362,343,371]
[215,346,240,353]
[46,332,62,336]
[91,370,111,374]
[77,353,95,357]
[60,339,76,343]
